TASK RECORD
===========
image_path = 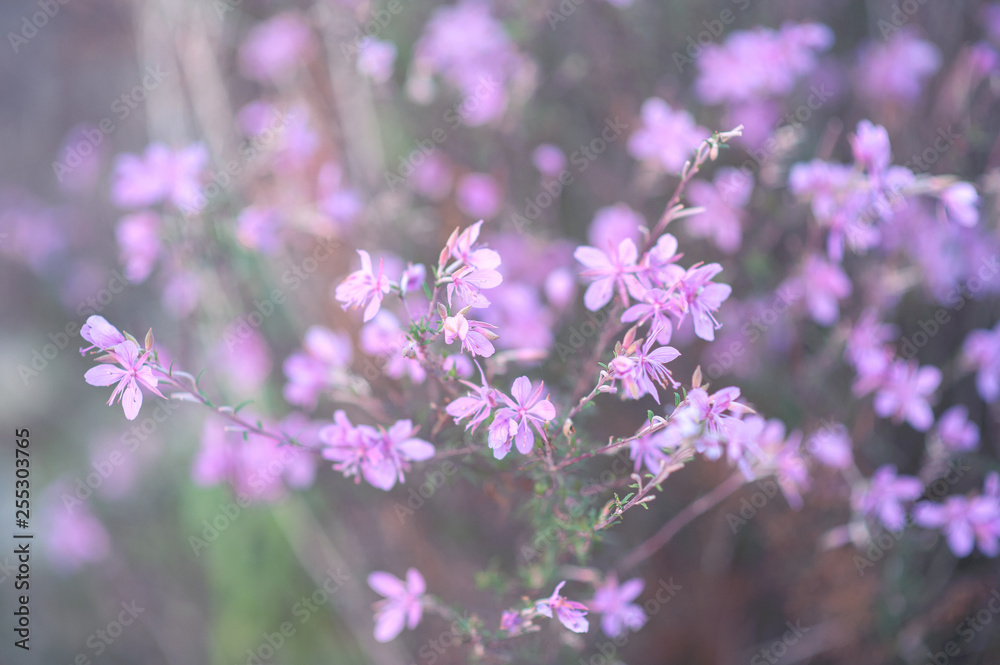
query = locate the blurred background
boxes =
[1,0,1000,663]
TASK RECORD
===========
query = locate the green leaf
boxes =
[422,281,433,299]
[647,410,655,422]
[674,392,681,406]
[233,400,254,414]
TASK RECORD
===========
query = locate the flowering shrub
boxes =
[11,0,1000,662]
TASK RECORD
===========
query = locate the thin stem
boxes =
[615,471,746,574]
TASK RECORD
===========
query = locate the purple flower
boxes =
[806,423,854,470]
[451,220,501,270]
[574,238,645,311]
[320,414,434,491]
[750,419,809,509]
[935,405,980,452]
[629,428,678,474]
[357,38,397,83]
[446,363,498,433]
[686,168,752,254]
[676,386,752,460]
[536,581,589,633]
[799,255,851,326]
[627,98,709,172]
[857,28,941,103]
[588,203,643,250]
[963,321,1000,402]
[532,143,566,176]
[487,376,556,459]
[939,182,980,228]
[873,360,941,431]
[621,288,681,344]
[239,12,316,82]
[674,263,732,341]
[111,142,207,210]
[361,312,427,384]
[610,332,680,405]
[443,312,498,358]
[369,568,426,642]
[115,212,162,283]
[850,120,891,176]
[500,610,524,633]
[456,173,502,220]
[84,340,165,421]
[446,265,503,308]
[587,574,646,638]
[282,326,353,409]
[334,250,392,322]
[914,490,1000,558]
[854,465,923,531]
[640,234,686,289]
[79,315,126,355]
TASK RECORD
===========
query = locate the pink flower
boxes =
[115,212,162,283]
[640,234,686,289]
[588,203,643,250]
[854,465,922,531]
[84,340,165,420]
[456,173,502,220]
[532,143,566,176]
[748,419,809,509]
[361,312,427,384]
[587,574,646,638]
[79,315,126,355]
[674,263,732,341]
[369,568,426,642]
[686,168,753,254]
[963,321,1000,402]
[857,28,941,103]
[320,414,434,491]
[357,38,397,83]
[610,332,680,404]
[629,429,675,474]
[536,581,589,633]
[627,98,709,172]
[806,423,854,469]
[111,142,207,210]
[43,498,110,572]
[487,376,556,459]
[914,493,1000,558]
[443,312,498,358]
[446,265,503,308]
[334,250,392,321]
[676,386,752,460]
[799,255,852,326]
[282,326,353,409]
[446,363,498,433]
[939,182,980,228]
[873,360,941,431]
[451,220,502,270]
[574,238,644,311]
[935,405,980,452]
[621,288,680,344]
[239,12,316,82]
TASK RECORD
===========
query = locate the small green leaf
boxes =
[674,392,681,406]
[422,281,433,299]
[647,409,655,422]
[233,400,254,414]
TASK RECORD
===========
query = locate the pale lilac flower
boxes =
[724,415,768,480]
[627,98,709,172]
[319,411,379,483]
[487,376,556,459]
[676,386,752,460]
[799,255,851,326]
[587,574,646,638]
[236,206,283,254]
[857,28,941,103]
[456,173,502,220]
[282,326,353,409]
[111,143,207,210]
[806,423,853,470]
[850,120,891,176]
[914,494,999,558]
[939,182,980,228]
[369,568,426,642]
[963,321,1000,402]
[544,268,577,309]
[441,353,474,378]
[610,332,680,404]
[500,610,524,633]
[79,315,126,355]
[935,405,980,452]
[442,312,498,358]
[239,12,316,82]
[621,289,680,344]
[115,212,161,283]
[854,465,923,531]
[674,263,732,341]
[451,220,502,270]
[334,250,392,321]
[446,362,497,433]
[574,238,644,311]
[686,168,752,254]
[536,581,589,633]
[447,264,503,308]
[750,419,809,509]
[364,420,436,491]
[845,309,897,368]
[873,360,941,431]
[43,498,110,572]
[357,38,397,83]
[588,203,643,250]
[361,312,427,384]
[400,263,427,292]
[84,340,165,420]
[532,143,566,176]
[410,153,453,200]
[629,429,675,474]
[641,234,686,289]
